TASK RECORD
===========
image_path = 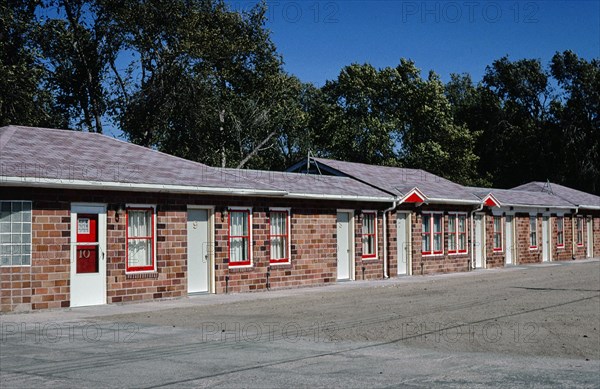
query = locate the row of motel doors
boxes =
[69,206,593,307]
[472,214,595,268]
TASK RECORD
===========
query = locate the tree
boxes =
[0,0,67,127]
[478,56,558,188]
[33,0,117,133]
[313,60,480,185]
[550,50,600,193]
[110,0,293,169]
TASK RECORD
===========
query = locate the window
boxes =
[126,207,155,271]
[422,213,443,255]
[556,217,564,247]
[576,217,583,246]
[529,216,537,249]
[229,209,251,266]
[269,209,289,264]
[448,213,468,254]
[362,211,377,258]
[0,201,32,266]
[493,216,503,252]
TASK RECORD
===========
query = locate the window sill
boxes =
[126,272,159,279]
[269,261,291,267]
[361,256,379,261]
[448,251,468,256]
[228,265,254,272]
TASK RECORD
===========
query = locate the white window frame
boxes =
[269,207,291,265]
[228,207,253,268]
[125,204,157,273]
[0,200,32,267]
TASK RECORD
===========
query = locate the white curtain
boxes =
[448,216,456,251]
[458,216,466,250]
[422,216,430,252]
[128,210,151,267]
[433,215,442,252]
[230,211,248,262]
[270,212,287,260]
[362,214,374,255]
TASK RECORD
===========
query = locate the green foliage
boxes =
[1,2,598,193]
[0,0,68,128]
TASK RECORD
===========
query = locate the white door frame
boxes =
[70,203,107,307]
[474,213,485,269]
[542,215,551,262]
[587,217,593,258]
[396,211,411,275]
[336,209,355,281]
[187,206,215,294]
[505,214,514,265]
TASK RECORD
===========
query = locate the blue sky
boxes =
[230,0,599,86]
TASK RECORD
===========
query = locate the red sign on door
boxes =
[76,214,99,274]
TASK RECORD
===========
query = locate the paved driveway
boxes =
[1,259,599,388]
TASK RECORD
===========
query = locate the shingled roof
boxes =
[0,126,393,201]
[289,157,481,204]
[469,187,575,209]
[220,168,392,200]
[512,182,600,210]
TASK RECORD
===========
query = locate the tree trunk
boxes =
[236,130,277,169]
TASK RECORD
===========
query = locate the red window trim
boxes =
[448,213,468,254]
[422,212,443,256]
[361,211,377,259]
[529,216,538,250]
[556,217,564,248]
[228,209,251,266]
[269,210,290,264]
[126,207,155,272]
[493,216,503,252]
[576,217,584,247]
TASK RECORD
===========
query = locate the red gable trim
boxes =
[404,192,425,203]
[401,188,427,204]
[483,193,501,207]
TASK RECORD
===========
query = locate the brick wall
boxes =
[410,206,472,275]
[106,207,188,304]
[484,214,504,268]
[1,187,389,312]
[594,215,600,257]
[514,214,541,264]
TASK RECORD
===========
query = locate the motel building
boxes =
[1,125,599,312]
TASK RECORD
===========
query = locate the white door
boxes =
[587,218,593,258]
[187,209,211,294]
[542,216,550,262]
[337,212,352,280]
[505,215,514,265]
[397,213,410,275]
[474,214,484,268]
[70,204,106,307]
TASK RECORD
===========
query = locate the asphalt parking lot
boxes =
[1,259,599,388]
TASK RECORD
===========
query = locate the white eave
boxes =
[284,192,394,203]
[0,176,394,202]
[0,176,287,197]
[425,197,482,205]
